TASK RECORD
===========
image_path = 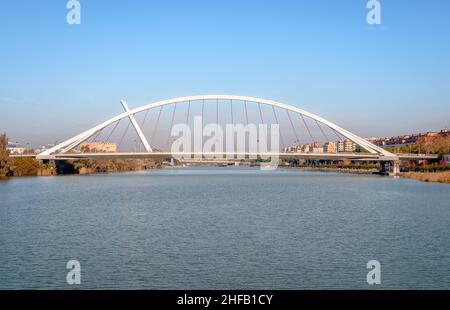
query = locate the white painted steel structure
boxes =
[37,95,398,160]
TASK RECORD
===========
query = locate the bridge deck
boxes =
[17,152,438,161]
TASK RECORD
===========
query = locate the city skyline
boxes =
[1,0,449,147]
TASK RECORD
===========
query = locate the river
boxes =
[1,167,449,289]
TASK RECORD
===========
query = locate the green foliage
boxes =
[0,133,13,176]
[409,165,450,172]
[12,158,43,176]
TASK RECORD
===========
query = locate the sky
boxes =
[0,0,449,147]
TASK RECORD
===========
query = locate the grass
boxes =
[402,171,450,184]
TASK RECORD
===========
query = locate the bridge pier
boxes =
[380,160,400,176]
[392,160,400,175]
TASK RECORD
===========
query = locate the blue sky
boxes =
[0,0,449,147]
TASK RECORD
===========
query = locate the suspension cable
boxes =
[272,106,285,148]
[287,110,300,144]
[258,103,264,123]
[118,120,131,149]
[244,100,249,125]
[90,130,101,143]
[230,99,234,125]
[216,98,219,125]
[332,128,342,140]
[216,99,219,151]
[186,100,191,124]
[315,120,329,142]
[165,103,177,150]
[141,110,149,128]
[183,101,191,155]
[105,119,121,142]
[300,114,315,143]
[92,129,103,142]
[201,99,204,154]
[201,99,205,123]
[150,106,163,146]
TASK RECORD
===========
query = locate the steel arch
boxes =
[37,95,396,159]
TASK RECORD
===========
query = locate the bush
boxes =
[12,158,42,176]
[0,134,13,176]
[409,165,450,172]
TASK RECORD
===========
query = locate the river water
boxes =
[0,167,449,289]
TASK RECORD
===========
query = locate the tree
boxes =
[416,135,450,155]
[11,157,42,176]
[0,133,13,176]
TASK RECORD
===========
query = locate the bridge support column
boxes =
[380,160,400,176]
[392,160,400,176]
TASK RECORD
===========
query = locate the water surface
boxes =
[1,167,449,289]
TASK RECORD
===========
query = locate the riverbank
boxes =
[4,157,164,177]
[5,158,450,184]
[285,166,378,175]
[286,165,450,183]
[301,167,378,174]
[68,159,162,175]
[401,171,450,184]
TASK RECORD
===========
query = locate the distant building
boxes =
[367,128,449,147]
[309,142,323,153]
[337,140,345,152]
[344,140,356,152]
[284,146,295,153]
[300,144,310,153]
[323,141,336,153]
[80,142,117,153]
[7,142,25,154]
[294,143,310,153]
[336,140,356,152]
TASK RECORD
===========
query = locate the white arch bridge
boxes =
[35,95,437,173]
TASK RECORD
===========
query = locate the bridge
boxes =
[31,151,437,162]
[32,95,437,174]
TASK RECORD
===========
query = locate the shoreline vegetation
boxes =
[288,166,450,183]
[401,171,450,184]
[1,133,165,177]
[286,166,378,174]
[7,158,163,177]
[58,159,162,175]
